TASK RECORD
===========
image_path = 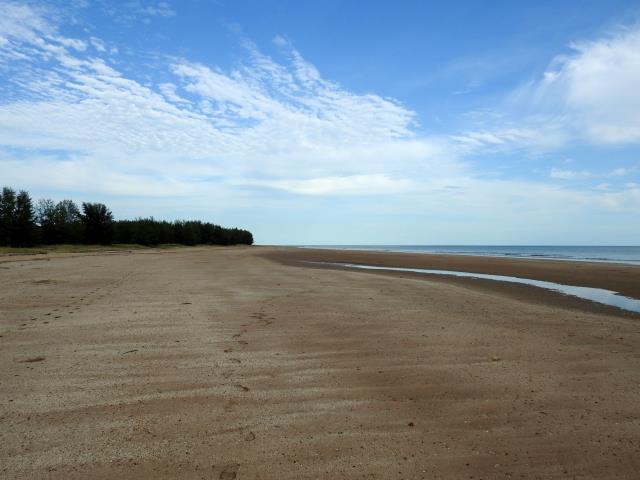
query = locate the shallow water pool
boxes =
[327,262,640,314]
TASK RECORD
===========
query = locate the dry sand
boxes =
[1,246,640,479]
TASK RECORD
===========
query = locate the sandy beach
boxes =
[1,246,640,479]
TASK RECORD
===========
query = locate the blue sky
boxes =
[1,0,639,244]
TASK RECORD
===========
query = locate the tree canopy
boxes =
[1,187,37,246]
[0,186,254,247]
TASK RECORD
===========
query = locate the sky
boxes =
[1,0,639,245]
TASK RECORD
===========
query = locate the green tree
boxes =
[36,198,56,243]
[36,199,82,244]
[81,202,114,244]
[55,200,81,225]
[13,190,36,246]
[55,200,82,243]
[0,187,16,245]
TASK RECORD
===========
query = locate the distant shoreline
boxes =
[292,245,640,266]
[262,246,640,311]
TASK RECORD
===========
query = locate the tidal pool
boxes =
[328,262,640,314]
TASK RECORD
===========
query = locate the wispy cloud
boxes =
[100,1,176,24]
[550,168,593,180]
[535,27,640,144]
[243,174,416,196]
[550,165,638,180]
[457,25,640,154]
[0,1,449,198]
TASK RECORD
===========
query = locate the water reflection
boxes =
[331,263,640,314]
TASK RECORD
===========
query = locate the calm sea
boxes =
[299,245,640,266]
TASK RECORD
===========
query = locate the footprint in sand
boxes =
[224,400,237,412]
[219,465,239,479]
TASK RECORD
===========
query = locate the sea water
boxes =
[300,245,640,266]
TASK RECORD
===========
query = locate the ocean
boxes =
[299,245,640,266]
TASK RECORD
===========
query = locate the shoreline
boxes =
[293,245,640,266]
[315,262,640,314]
[261,246,640,316]
[295,246,640,266]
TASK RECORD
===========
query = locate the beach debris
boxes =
[491,356,501,362]
[121,349,138,355]
[20,356,45,363]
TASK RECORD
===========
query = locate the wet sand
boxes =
[1,246,640,479]
[267,247,640,299]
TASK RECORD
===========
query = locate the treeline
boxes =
[0,187,253,247]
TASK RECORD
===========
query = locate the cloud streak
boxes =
[0,1,450,197]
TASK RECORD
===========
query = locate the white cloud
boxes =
[158,82,189,104]
[0,1,441,198]
[100,1,176,25]
[524,26,640,145]
[550,165,640,180]
[457,26,640,156]
[243,174,415,196]
[89,36,106,52]
[172,49,416,142]
[550,167,592,179]
[272,35,288,48]
[50,36,87,51]
[451,125,568,153]
[610,167,629,176]
[0,2,50,36]
[142,1,176,18]
[561,29,640,143]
